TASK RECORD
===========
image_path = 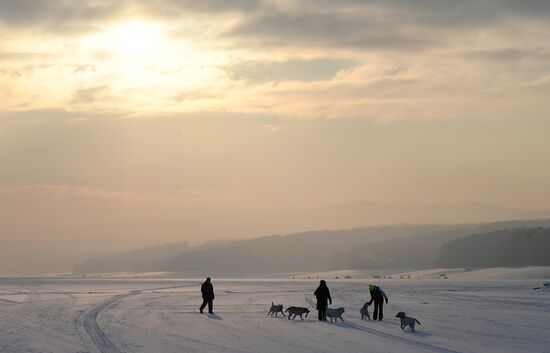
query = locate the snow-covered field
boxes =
[1,273,549,353]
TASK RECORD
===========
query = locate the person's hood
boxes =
[368,284,376,291]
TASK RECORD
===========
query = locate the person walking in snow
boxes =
[314,280,332,321]
[199,277,215,314]
[367,284,388,321]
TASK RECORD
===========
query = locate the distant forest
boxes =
[435,227,550,268]
[74,220,550,275]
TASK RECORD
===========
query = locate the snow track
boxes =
[77,284,198,353]
[79,293,132,353]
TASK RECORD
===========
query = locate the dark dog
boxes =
[268,302,285,317]
[285,306,310,320]
[396,312,421,332]
[360,302,371,320]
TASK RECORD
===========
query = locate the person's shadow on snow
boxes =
[207,313,223,320]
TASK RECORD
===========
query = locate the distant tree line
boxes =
[435,227,550,268]
[73,221,550,275]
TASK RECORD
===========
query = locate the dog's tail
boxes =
[415,319,421,325]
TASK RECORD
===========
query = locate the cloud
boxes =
[150,0,262,15]
[0,0,549,120]
[226,59,358,82]
[223,0,550,53]
[0,51,49,61]
[463,48,550,64]
[71,85,109,104]
[0,0,125,33]
[228,10,436,52]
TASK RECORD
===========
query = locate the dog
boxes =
[360,302,371,320]
[268,302,285,317]
[395,312,421,332]
[285,306,310,320]
[326,307,345,322]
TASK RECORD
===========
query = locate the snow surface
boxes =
[0,274,549,353]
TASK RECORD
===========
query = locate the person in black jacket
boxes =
[199,277,215,314]
[367,284,388,321]
[314,280,332,321]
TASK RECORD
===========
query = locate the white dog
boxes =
[326,307,345,322]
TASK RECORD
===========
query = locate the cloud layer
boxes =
[0,0,548,119]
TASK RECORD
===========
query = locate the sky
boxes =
[1,0,550,273]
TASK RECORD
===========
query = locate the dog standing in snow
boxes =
[360,302,371,320]
[285,306,310,320]
[395,312,421,332]
[326,307,345,322]
[268,302,285,317]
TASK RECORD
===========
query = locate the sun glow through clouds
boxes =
[108,21,164,62]
[71,19,230,110]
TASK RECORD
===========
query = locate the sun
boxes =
[104,21,164,62]
[76,18,229,108]
[80,20,170,86]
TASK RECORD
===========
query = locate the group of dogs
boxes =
[268,302,421,332]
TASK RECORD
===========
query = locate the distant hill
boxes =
[160,224,460,275]
[73,219,550,275]
[336,228,469,270]
[8,199,550,275]
[74,224,454,274]
[73,243,190,274]
[337,220,550,270]
[435,227,550,268]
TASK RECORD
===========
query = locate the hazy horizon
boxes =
[2,0,550,274]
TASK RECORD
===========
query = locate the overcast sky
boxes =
[1,0,550,272]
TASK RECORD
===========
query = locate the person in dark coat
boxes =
[367,284,388,321]
[314,280,332,321]
[199,277,214,314]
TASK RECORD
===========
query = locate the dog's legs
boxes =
[299,314,303,320]
[340,316,344,322]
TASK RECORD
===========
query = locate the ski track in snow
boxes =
[78,284,200,353]
[80,293,131,353]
